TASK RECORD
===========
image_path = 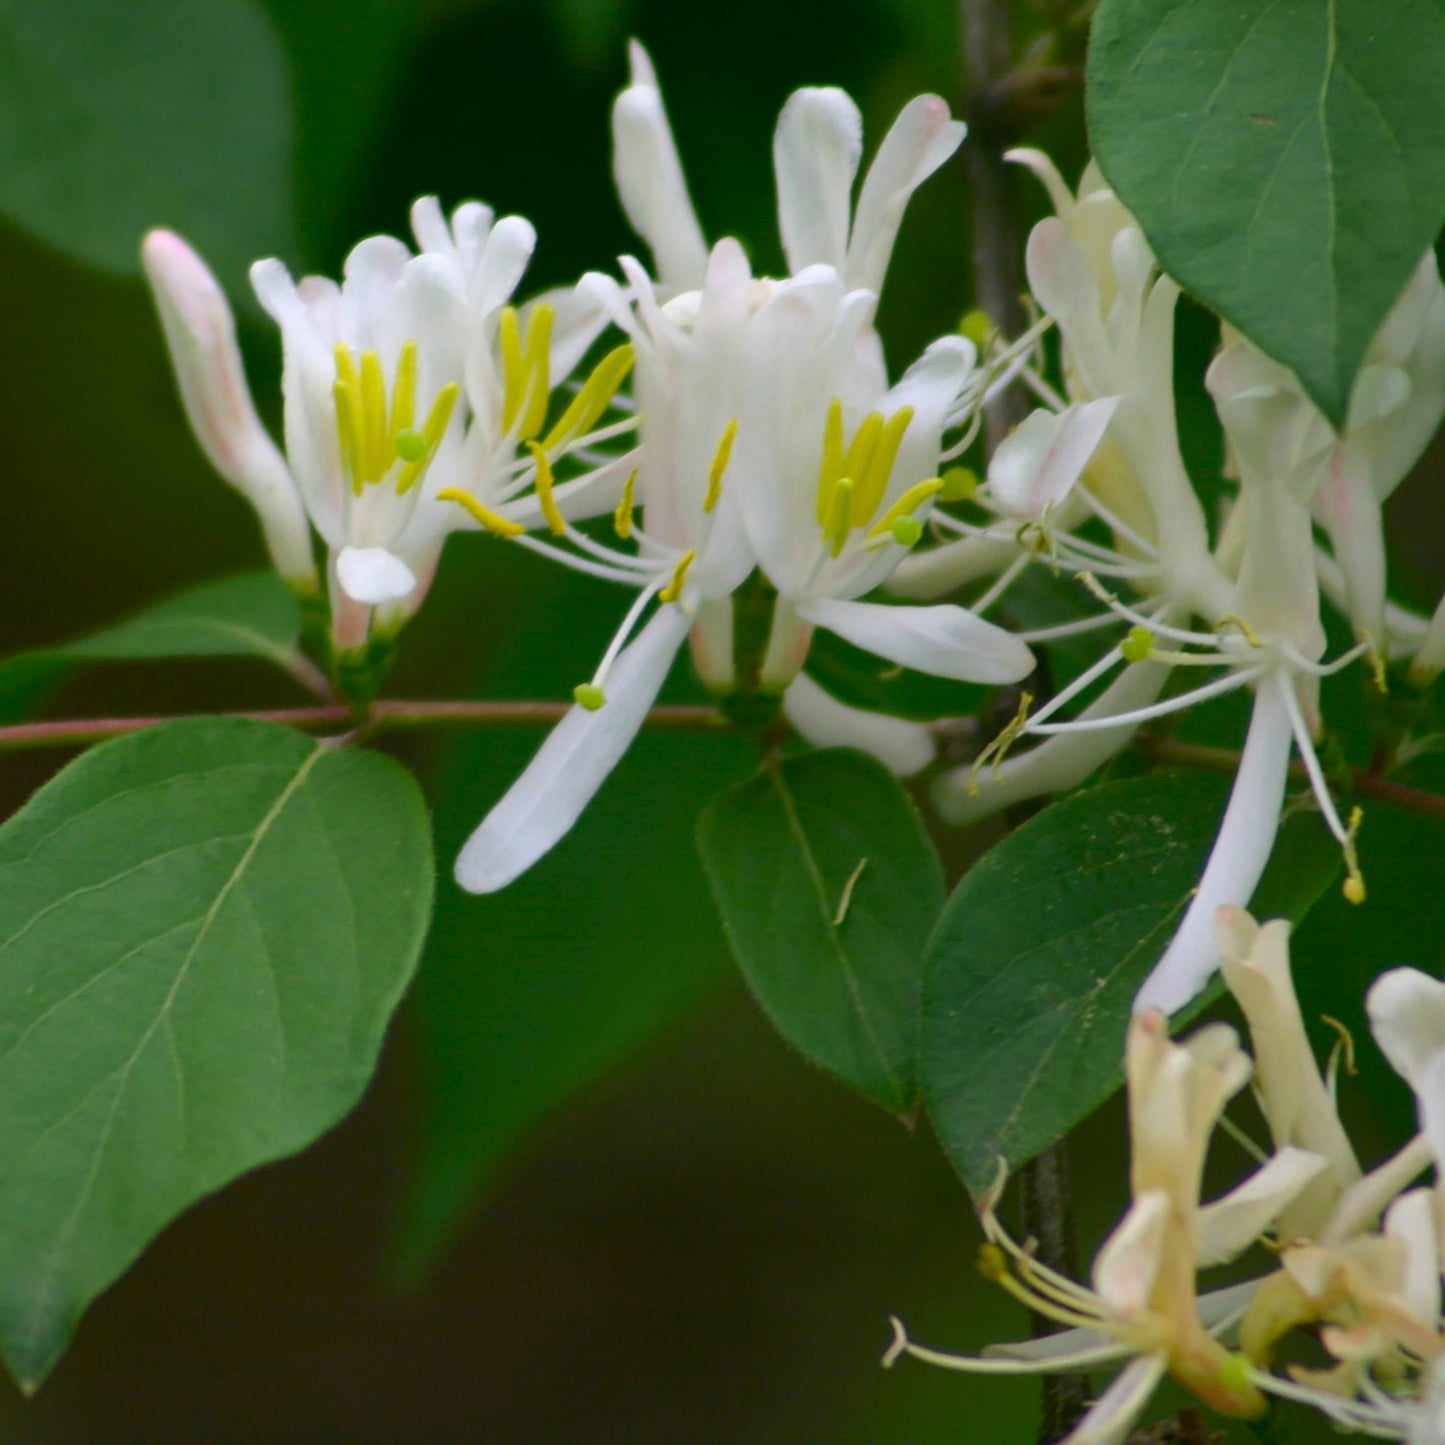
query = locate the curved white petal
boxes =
[455,606,691,894]
[335,546,418,605]
[988,398,1119,520]
[142,231,316,588]
[782,672,934,777]
[773,87,862,275]
[611,48,708,291]
[1366,967,1445,1090]
[932,659,1170,827]
[1195,1147,1331,1267]
[796,597,1033,684]
[1062,1353,1168,1445]
[846,94,965,294]
[1134,671,1295,1017]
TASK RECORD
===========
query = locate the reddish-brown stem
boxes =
[0,701,722,753]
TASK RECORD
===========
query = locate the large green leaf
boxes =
[921,771,1340,1196]
[0,717,432,1390]
[1088,0,1445,429]
[697,748,945,1114]
[0,573,309,719]
[0,0,297,282]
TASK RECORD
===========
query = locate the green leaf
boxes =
[697,748,944,1113]
[1087,0,1445,428]
[921,771,1338,1196]
[0,573,308,717]
[0,717,432,1390]
[0,0,297,282]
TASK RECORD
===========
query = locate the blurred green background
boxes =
[0,0,1439,1439]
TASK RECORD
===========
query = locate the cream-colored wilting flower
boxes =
[885,1011,1329,1444]
[144,200,630,654]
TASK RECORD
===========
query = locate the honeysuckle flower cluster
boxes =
[886,907,1445,1444]
[143,38,1445,1027]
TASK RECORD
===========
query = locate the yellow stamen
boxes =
[360,349,389,481]
[815,398,847,526]
[1342,806,1366,904]
[825,477,855,557]
[868,478,943,538]
[659,548,697,604]
[391,340,417,435]
[333,376,366,496]
[437,486,525,537]
[542,344,634,450]
[976,1245,1106,1331]
[395,382,459,495]
[705,418,738,513]
[614,469,638,540]
[852,407,914,526]
[528,441,567,537]
[520,303,555,441]
[842,410,883,504]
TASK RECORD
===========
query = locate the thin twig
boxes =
[1142,736,1445,824]
[0,701,721,753]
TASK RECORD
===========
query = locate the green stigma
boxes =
[960,309,993,348]
[1120,625,1155,664]
[890,515,924,547]
[573,683,607,711]
[939,466,978,502]
[395,429,427,463]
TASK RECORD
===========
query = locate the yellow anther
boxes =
[815,398,847,526]
[614,468,638,540]
[499,307,526,432]
[939,465,978,502]
[977,1243,1009,1283]
[528,441,567,537]
[843,410,884,502]
[824,477,855,557]
[395,382,459,495]
[360,349,389,481]
[520,304,554,441]
[869,478,943,539]
[542,343,634,451]
[1121,625,1155,664]
[573,683,607,711]
[968,692,1033,796]
[659,548,697,604]
[1216,612,1264,647]
[1320,1015,1358,1078]
[436,487,525,538]
[391,340,418,436]
[705,418,738,513]
[960,309,994,348]
[333,376,366,495]
[853,407,914,525]
[1342,805,1366,904]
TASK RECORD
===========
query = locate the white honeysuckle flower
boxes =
[1216,906,1361,1237]
[147,202,631,654]
[886,1013,1330,1440]
[1369,968,1445,1168]
[454,238,1034,891]
[142,231,318,592]
[780,673,935,778]
[1253,1357,1445,1443]
[611,41,964,297]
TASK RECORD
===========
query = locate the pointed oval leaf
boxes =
[0,717,432,1390]
[1088,0,1445,428]
[0,573,308,719]
[697,748,945,1113]
[921,772,1340,1196]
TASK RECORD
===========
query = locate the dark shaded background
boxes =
[0,0,1439,1439]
